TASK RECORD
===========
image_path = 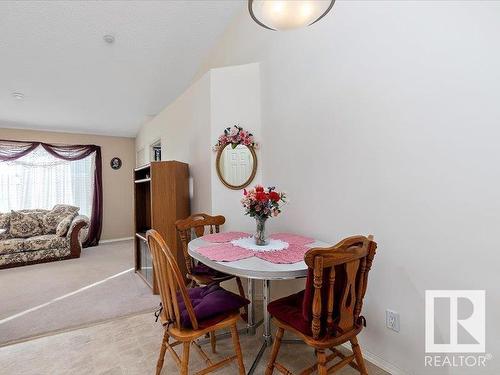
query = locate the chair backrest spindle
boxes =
[326,266,336,335]
[311,256,323,339]
[354,236,376,321]
[338,258,360,332]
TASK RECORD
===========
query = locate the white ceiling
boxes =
[0,1,244,137]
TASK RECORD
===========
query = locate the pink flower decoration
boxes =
[213,125,257,151]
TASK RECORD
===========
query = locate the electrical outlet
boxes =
[386,310,400,332]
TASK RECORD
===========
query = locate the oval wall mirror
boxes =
[216,144,257,190]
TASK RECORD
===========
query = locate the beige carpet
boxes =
[0,240,159,346]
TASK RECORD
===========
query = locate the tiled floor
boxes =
[0,312,389,375]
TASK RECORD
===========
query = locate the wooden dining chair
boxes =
[146,229,248,375]
[266,235,377,375]
[175,213,248,320]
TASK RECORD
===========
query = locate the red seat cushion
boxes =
[269,267,345,337]
[177,283,249,328]
[267,290,313,336]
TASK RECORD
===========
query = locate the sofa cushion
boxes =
[0,212,11,232]
[56,214,76,236]
[27,210,50,234]
[0,238,26,255]
[42,205,79,234]
[0,247,71,267]
[24,234,68,251]
[9,211,43,238]
[0,235,68,255]
[177,283,249,328]
[19,209,49,215]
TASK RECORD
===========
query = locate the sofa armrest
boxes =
[67,215,89,258]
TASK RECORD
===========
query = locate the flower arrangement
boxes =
[241,185,287,219]
[213,125,259,151]
[241,185,287,245]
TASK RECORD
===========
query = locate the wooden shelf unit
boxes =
[133,161,190,293]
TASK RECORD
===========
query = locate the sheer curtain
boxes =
[0,145,95,217]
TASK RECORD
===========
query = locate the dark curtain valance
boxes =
[0,139,103,247]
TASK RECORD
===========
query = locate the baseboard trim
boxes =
[341,342,409,375]
[99,237,134,244]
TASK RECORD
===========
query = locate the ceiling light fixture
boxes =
[248,0,335,31]
[103,34,115,44]
[12,92,24,100]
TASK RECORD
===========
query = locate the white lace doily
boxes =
[230,236,289,252]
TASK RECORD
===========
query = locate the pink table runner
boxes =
[197,232,315,264]
[200,232,250,243]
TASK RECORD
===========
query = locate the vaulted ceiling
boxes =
[0,1,244,137]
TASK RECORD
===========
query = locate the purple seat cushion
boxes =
[178,283,249,328]
[192,264,227,278]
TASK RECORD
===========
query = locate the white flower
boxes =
[229,127,238,136]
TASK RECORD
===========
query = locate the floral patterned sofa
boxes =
[0,204,89,269]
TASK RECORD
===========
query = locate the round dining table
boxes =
[188,235,330,374]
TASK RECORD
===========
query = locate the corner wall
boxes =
[135,73,212,215]
[135,63,262,221]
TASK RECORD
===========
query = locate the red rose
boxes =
[269,191,280,202]
[256,192,268,202]
[255,185,264,192]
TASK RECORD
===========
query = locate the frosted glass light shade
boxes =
[248,0,335,31]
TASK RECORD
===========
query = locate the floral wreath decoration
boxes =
[212,125,260,152]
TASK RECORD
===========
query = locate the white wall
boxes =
[210,63,262,232]
[136,73,212,214]
[194,2,500,374]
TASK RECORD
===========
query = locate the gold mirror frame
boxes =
[216,145,257,190]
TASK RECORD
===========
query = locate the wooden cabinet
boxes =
[134,161,190,293]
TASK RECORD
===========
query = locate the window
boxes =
[0,145,94,217]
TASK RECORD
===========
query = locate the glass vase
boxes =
[254,217,269,246]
